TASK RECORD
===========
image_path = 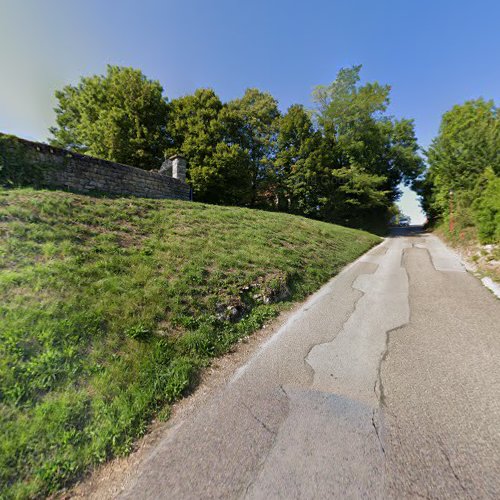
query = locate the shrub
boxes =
[474,168,500,243]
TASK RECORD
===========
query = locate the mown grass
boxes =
[0,187,379,498]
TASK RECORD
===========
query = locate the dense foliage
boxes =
[50,65,169,169]
[164,88,255,205]
[420,99,500,243]
[0,188,378,497]
[309,65,422,228]
[49,65,423,230]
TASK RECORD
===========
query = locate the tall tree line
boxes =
[419,99,499,243]
[50,65,423,230]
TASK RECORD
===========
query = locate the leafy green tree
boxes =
[50,65,169,169]
[414,171,440,225]
[273,104,322,212]
[224,89,280,206]
[166,88,223,197]
[424,99,499,225]
[311,65,422,227]
[166,88,253,204]
[210,142,253,205]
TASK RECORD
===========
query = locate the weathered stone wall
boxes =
[0,134,191,200]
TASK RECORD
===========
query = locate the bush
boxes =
[474,168,500,243]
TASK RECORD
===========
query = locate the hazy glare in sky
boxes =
[1,0,498,220]
[397,186,426,225]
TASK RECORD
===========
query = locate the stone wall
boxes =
[0,134,191,200]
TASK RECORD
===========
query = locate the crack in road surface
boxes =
[293,237,410,496]
[240,400,277,436]
[101,230,500,500]
[372,408,386,455]
[437,437,470,496]
[306,238,410,405]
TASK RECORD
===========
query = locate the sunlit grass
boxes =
[0,187,379,498]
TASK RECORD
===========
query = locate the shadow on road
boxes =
[389,225,425,238]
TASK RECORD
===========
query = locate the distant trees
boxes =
[49,65,424,231]
[421,99,499,242]
[50,66,169,169]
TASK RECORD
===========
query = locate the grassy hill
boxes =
[0,188,379,498]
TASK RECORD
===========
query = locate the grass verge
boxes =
[0,188,379,498]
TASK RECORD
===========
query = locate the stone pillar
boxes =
[169,154,187,182]
[159,158,173,176]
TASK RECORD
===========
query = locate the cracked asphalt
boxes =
[117,228,500,499]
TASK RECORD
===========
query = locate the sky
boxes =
[1,0,499,224]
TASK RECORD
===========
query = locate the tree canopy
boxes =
[273,104,322,214]
[223,89,280,206]
[420,98,499,242]
[308,65,423,227]
[50,65,169,169]
[165,88,254,205]
[49,64,424,232]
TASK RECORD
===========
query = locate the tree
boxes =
[166,88,223,200]
[311,65,423,227]
[421,98,499,240]
[166,88,253,204]
[210,142,253,205]
[224,89,280,206]
[424,99,499,221]
[273,104,323,214]
[50,65,169,169]
[473,167,500,243]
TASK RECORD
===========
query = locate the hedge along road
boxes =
[96,228,500,499]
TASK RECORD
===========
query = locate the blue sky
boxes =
[1,0,499,223]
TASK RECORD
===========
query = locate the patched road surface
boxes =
[113,228,500,499]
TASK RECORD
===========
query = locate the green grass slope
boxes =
[0,188,379,498]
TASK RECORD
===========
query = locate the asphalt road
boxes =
[117,228,500,499]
